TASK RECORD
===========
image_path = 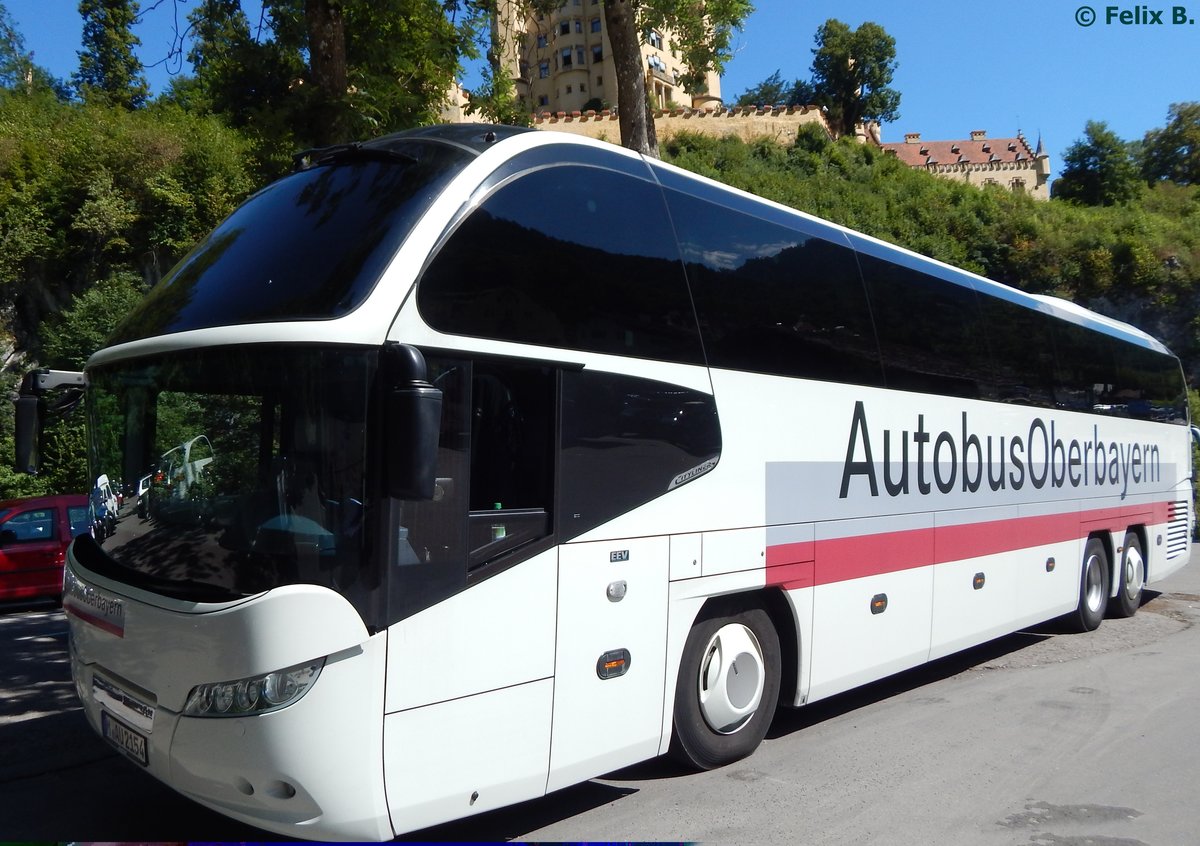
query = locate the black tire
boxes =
[1111,532,1145,618]
[1067,536,1110,632]
[669,606,781,770]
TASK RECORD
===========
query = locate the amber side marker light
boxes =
[596,649,631,679]
[870,593,888,615]
[973,572,986,590]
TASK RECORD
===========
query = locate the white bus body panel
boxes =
[64,561,391,840]
[382,678,554,834]
[381,549,556,831]
[383,550,557,713]
[548,536,670,792]
[808,567,934,702]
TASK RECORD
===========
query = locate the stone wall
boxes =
[530,105,834,146]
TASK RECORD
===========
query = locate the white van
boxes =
[93,474,119,535]
[135,473,152,518]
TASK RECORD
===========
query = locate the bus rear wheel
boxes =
[1068,536,1110,632]
[1111,533,1145,618]
[669,606,781,770]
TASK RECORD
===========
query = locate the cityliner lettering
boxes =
[839,400,1162,501]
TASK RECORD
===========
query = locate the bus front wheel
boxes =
[1111,532,1145,618]
[1069,537,1110,632]
[669,606,781,770]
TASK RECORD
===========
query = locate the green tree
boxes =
[0,93,255,349]
[810,19,900,139]
[0,1,67,95]
[1141,101,1200,186]
[166,0,302,177]
[734,69,815,107]
[464,62,532,126]
[1054,120,1141,206]
[73,0,150,108]
[175,0,470,152]
[183,0,299,122]
[41,270,146,369]
[11,272,146,496]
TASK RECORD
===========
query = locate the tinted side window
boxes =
[561,369,720,540]
[664,189,883,385]
[418,165,703,364]
[858,254,994,399]
[0,509,57,544]
[1111,343,1187,422]
[1053,320,1115,412]
[68,506,92,538]
[387,356,556,621]
[973,296,1056,406]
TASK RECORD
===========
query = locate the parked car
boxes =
[0,494,92,602]
[92,474,119,537]
[135,472,152,519]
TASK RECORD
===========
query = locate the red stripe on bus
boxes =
[767,499,1174,589]
[64,600,125,638]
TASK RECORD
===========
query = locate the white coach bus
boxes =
[32,125,1191,839]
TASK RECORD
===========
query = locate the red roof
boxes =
[880,132,1036,168]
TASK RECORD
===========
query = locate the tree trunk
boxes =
[603,0,657,157]
[305,0,348,145]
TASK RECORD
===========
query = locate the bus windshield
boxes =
[83,345,381,612]
[105,140,471,345]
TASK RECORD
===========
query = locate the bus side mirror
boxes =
[14,393,43,474]
[384,344,443,500]
[13,369,85,475]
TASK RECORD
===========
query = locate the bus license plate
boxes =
[101,711,148,766]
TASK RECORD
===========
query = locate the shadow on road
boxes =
[399,780,638,842]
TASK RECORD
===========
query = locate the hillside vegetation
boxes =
[2,97,1199,497]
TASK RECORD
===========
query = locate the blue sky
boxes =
[5,0,1198,180]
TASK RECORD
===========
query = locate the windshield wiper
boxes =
[292,141,418,171]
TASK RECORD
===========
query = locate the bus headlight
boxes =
[183,658,326,717]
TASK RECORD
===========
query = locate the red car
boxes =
[0,494,93,602]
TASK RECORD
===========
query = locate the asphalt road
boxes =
[2,557,1198,843]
